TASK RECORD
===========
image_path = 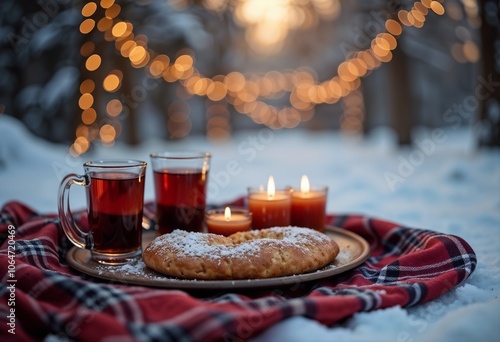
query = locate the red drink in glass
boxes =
[87,172,145,254]
[58,160,146,265]
[153,168,208,234]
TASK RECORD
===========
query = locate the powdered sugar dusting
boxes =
[148,230,256,260]
[95,259,165,280]
[146,226,333,261]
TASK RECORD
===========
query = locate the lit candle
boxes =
[290,175,328,231]
[205,207,252,236]
[248,176,291,230]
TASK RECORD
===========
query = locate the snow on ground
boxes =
[1,115,499,340]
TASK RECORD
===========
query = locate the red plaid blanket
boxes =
[0,200,476,341]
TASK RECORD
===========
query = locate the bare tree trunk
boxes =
[478,0,500,147]
[388,41,414,146]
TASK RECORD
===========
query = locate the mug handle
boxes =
[58,173,92,249]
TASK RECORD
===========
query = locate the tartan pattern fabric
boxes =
[0,201,476,341]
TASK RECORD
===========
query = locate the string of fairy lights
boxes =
[73,0,475,156]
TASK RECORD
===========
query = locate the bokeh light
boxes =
[75,0,461,149]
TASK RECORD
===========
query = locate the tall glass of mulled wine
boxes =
[150,151,211,235]
[58,160,147,265]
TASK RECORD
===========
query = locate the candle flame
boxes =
[300,175,310,193]
[267,175,275,198]
[224,207,231,221]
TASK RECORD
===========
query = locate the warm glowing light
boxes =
[238,81,259,102]
[224,207,231,221]
[103,74,120,92]
[207,126,231,141]
[363,50,381,69]
[203,0,227,12]
[300,175,310,193]
[105,4,121,19]
[100,0,115,9]
[80,19,95,34]
[207,81,227,101]
[82,2,97,17]
[184,74,200,94]
[119,40,136,57]
[97,17,113,32]
[192,77,209,95]
[80,42,95,57]
[76,0,438,139]
[277,107,301,128]
[171,58,192,79]
[99,124,116,143]
[267,176,276,198]
[76,125,89,138]
[129,46,146,64]
[80,79,95,94]
[463,41,480,62]
[233,0,341,55]
[376,33,397,51]
[372,43,390,58]
[414,2,429,15]
[376,50,393,62]
[338,62,357,82]
[81,108,97,124]
[398,10,412,26]
[106,99,123,117]
[430,1,445,15]
[133,53,151,69]
[410,9,425,23]
[314,0,341,19]
[421,0,432,8]
[347,60,363,77]
[112,22,128,37]
[72,136,90,155]
[78,94,94,110]
[149,56,170,77]
[85,54,101,71]
[385,19,402,35]
[174,55,194,72]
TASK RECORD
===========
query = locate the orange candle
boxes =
[205,207,252,236]
[248,176,291,230]
[290,175,327,231]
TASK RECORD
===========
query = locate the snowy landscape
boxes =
[1,0,499,339]
[1,114,499,341]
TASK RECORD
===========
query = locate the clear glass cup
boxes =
[150,151,211,235]
[58,160,147,265]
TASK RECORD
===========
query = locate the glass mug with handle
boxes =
[58,160,147,265]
